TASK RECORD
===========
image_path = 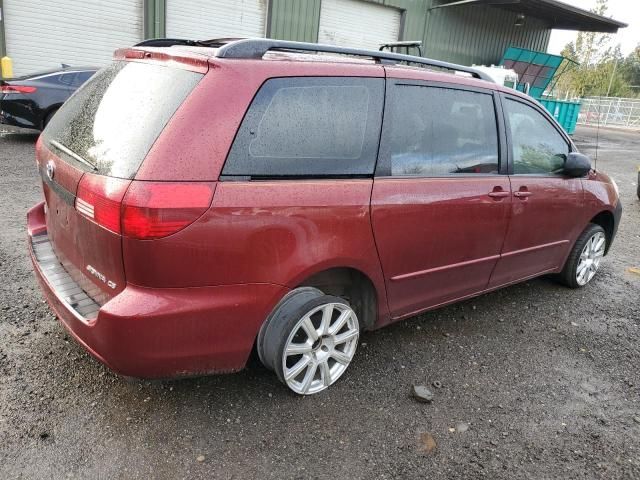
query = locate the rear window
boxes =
[42,61,202,179]
[222,77,384,177]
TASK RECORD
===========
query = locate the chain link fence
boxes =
[578,97,640,130]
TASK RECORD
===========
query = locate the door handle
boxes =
[513,190,533,198]
[488,189,510,199]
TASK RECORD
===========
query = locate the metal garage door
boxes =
[166,0,267,40]
[4,0,142,77]
[318,0,401,50]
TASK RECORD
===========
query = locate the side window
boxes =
[385,85,499,176]
[72,71,95,87]
[222,77,384,177]
[504,98,570,175]
[57,73,75,86]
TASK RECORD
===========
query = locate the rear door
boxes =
[371,80,511,318]
[38,60,203,305]
[488,95,584,287]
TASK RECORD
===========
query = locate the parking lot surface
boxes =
[1,127,639,479]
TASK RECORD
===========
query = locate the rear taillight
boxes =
[76,176,213,239]
[1,85,37,94]
[122,182,214,239]
[76,174,131,234]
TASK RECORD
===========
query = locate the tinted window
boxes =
[385,85,499,176]
[72,71,95,87]
[58,73,74,86]
[223,77,384,177]
[504,98,569,175]
[43,61,202,178]
[39,74,69,86]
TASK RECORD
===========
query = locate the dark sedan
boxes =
[0,66,97,132]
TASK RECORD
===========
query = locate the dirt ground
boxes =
[0,126,639,479]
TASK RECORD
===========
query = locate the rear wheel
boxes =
[559,223,607,288]
[259,289,359,395]
[42,109,58,129]
[256,287,322,368]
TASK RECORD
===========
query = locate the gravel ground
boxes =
[1,126,639,479]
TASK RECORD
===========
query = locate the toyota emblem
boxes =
[46,161,55,181]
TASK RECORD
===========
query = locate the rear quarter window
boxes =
[222,77,384,177]
[42,61,202,179]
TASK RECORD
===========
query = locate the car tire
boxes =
[256,286,323,369]
[260,291,360,395]
[43,109,58,129]
[558,223,607,289]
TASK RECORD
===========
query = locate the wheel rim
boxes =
[282,302,359,395]
[576,231,606,286]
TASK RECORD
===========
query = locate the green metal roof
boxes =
[433,0,627,33]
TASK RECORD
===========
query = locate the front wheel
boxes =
[259,290,360,395]
[559,224,607,288]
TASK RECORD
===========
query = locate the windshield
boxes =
[42,61,203,179]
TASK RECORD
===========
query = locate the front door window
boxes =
[504,98,570,175]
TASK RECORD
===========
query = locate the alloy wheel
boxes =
[281,302,359,395]
[576,231,606,286]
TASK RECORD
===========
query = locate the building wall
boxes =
[267,0,550,66]
[422,0,550,66]
[0,0,6,58]
[268,0,322,42]
[144,0,166,39]
[0,0,552,75]
[4,0,143,76]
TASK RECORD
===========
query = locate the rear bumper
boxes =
[27,201,288,378]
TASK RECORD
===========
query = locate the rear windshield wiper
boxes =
[50,140,98,172]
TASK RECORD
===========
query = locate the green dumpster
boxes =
[537,98,581,135]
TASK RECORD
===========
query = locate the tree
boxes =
[620,44,640,93]
[552,0,637,98]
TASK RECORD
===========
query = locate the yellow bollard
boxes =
[1,57,13,79]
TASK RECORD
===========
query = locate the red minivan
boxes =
[27,39,621,395]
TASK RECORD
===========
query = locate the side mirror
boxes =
[563,152,592,177]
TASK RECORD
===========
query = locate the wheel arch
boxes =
[294,266,382,331]
[589,210,615,254]
[40,103,63,130]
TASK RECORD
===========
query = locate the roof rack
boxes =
[134,38,245,48]
[132,38,493,82]
[135,38,201,47]
[214,38,493,82]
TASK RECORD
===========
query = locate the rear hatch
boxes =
[37,59,205,305]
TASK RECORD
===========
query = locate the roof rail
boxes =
[214,38,493,82]
[134,38,245,48]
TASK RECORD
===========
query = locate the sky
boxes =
[547,0,640,56]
